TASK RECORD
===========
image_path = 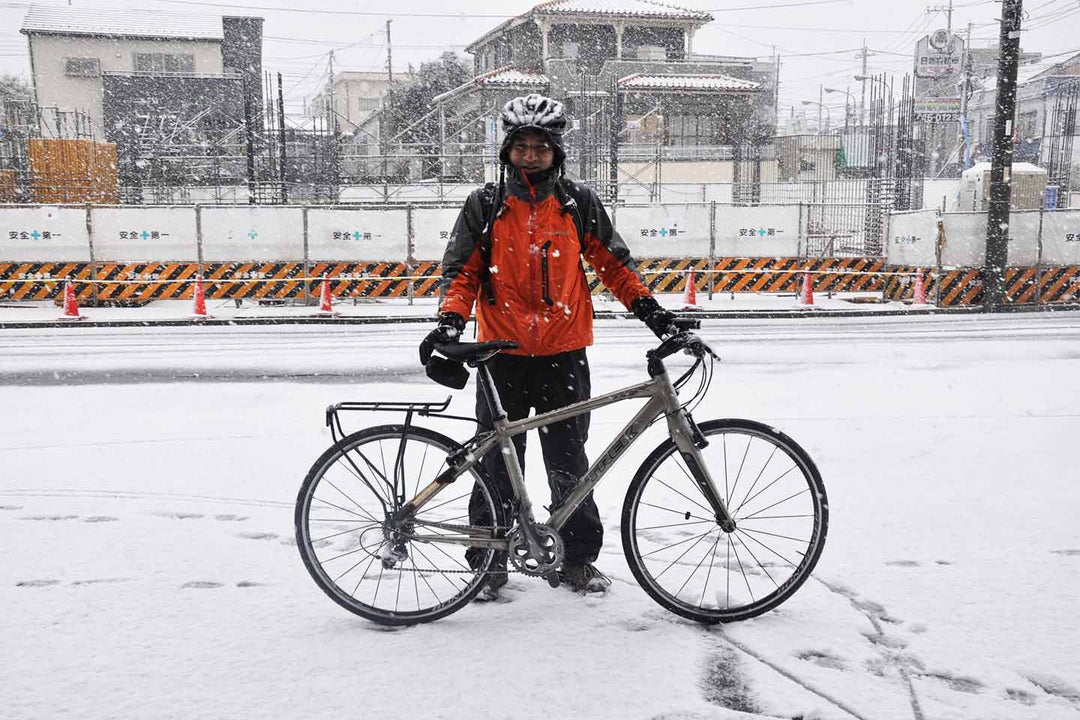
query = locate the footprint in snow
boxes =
[21,514,79,521]
[214,514,249,522]
[885,560,920,567]
[934,559,953,565]
[154,512,204,520]
[1006,688,1037,706]
[182,581,224,589]
[0,505,23,510]
[82,516,118,523]
[923,670,984,694]
[236,531,278,541]
[70,578,130,586]
[1051,549,1080,557]
[236,581,267,588]
[796,649,847,671]
[16,579,61,587]
[863,631,909,650]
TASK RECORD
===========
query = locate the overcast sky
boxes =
[2,0,1079,124]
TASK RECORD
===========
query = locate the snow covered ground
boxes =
[2,313,1079,720]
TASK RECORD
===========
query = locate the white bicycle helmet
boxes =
[499,94,567,166]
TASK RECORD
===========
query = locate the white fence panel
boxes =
[0,206,91,261]
[714,205,801,257]
[200,206,304,261]
[1038,210,1080,265]
[941,211,1040,267]
[886,210,939,266]
[614,204,712,258]
[412,207,461,262]
[307,207,408,261]
[93,207,198,262]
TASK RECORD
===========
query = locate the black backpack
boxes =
[476,177,588,306]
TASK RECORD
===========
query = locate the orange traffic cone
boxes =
[58,277,84,321]
[319,274,338,315]
[799,272,814,306]
[912,271,927,305]
[191,275,210,318]
[682,268,698,309]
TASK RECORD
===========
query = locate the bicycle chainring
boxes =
[506,524,564,577]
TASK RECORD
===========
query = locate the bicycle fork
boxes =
[660,380,737,533]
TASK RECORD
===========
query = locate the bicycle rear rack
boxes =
[325,397,479,443]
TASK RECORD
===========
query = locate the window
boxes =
[133,52,195,74]
[64,58,100,77]
[1018,111,1039,138]
[357,97,380,111]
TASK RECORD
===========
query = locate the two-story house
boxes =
[21,5,263,197]
[429,0,776,186]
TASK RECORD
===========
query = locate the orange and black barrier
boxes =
[884,265,1080,306]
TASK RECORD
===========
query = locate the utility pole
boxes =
[382,19,393,185]
[277,72,288,204]
[960,21,973,169]
[984,0,1023,311]
[857,40,869,126]
[926,0,954,35]
[327,50,337,134]
[818,84,824,134]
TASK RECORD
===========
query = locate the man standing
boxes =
[419,94,677,600]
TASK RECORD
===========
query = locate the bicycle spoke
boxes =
[315,475,381,521]
[732,531,777,588]
[738,513,814,521]
[654,473,714,516]
[731,444,778,517]
[637,501,713,522]
[739,486,809,522]
[729,436,752,506]
[738,525,811,545]
[654,530,713,581]
[700,532,721,608]
[676,533,721,599]
[414,490,472,517]
[323,537,381,565]
[311,522,380,545]
[722,433,730,506]
[729,536,755,604]
[412,543,469,591]
[737,527,802,568]
[335,550,377,586]
[636,518,715,532]
[312,491,380,524]
[733,465,797,517]
[335,452,392,510]
[640,529,715,559]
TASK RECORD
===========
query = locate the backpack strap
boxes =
[478,181,501,306]
[553,177,587,251]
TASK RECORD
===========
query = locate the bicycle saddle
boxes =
[436,340,518,366]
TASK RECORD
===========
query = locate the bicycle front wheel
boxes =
[622,419,828,623]
[296,425,506,625]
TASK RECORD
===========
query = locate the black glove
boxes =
[419,312,466,366]
[631,296,677,340]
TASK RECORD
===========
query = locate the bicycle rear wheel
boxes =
[622,419,827,623]
[295,424,506,625]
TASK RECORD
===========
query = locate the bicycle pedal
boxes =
[545,571,561,589]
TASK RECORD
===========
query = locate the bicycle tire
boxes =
[622,419,828,624]
[296,424,506,625]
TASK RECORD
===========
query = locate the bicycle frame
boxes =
[398,354,735,552]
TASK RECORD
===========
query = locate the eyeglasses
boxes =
[510,142,554,156]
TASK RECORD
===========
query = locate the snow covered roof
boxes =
[20,4,228,41]
[533,0,712,21]
[961,161,1047,178]
[468,0,711,53]
[980,53,1080,90]
[618,73,760,93]
[433,67,550,104]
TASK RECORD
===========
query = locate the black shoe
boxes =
[473,552,508,603]
[559,562,611,594]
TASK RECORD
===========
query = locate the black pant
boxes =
[468,348,603,564]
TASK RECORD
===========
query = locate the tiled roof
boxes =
[468,0,711,52]
[21,4,227,40]
[534,0,712,21]
[433,66,550,104]
[618,73,760,92]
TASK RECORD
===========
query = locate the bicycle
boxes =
[295,331,828,626]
